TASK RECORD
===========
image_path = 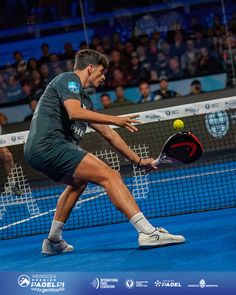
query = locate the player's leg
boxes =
[68,153,185,248]
[42,181,87,255]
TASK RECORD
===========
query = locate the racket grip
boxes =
[152,156,161,167]
[152,154,178,166]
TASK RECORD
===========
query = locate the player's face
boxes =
[88,65,106,88]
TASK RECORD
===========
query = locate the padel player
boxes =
[24,49,185,255]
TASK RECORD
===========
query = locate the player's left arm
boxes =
[90,123,157,171]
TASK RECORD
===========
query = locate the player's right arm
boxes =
[64,99,139,133]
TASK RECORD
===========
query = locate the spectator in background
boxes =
[100,93,112,109]
[124,41,135,62]
[31,70,43,92]
[0,113,21,195]
[155,51,169,77]
[170,31,186,58]
[189,80,205,95]
[12,51,25,69]
[212,15,225,36]
[65,59,74,72]
[109,68,128,88]
[147,38,158,64]
[101,36,112,54]
[24,98,38,121]
[39,63,52,85]
[61,42,76,60]
[138,82,160,103]
[196,47,222,75]
[90,35,100,50]
[95,45,105,54]
[27,58,38,73]
[21,80,32,100]
[155,76,180,100]
[136,45,150,69]
[193,30,209,50]
[79,41,88,50]
[50,53,64,76]
[181,40,198,76]
[189,16,205,35]
[129,52,150,85]
[160,40,171,56]
[39,43,51,65]
[6,75,24,102]
[113,86,132,107]
[109,50,126,73]
[0,73,8,103]
[167,56,183,79]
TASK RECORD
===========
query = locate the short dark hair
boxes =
[100,93,110,99]
[74,49,109,71]
[41,43,49,49]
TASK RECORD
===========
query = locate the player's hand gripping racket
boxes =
[152,132,203,166]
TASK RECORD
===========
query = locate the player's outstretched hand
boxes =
[115,114,140,132]
[138,158,158,172]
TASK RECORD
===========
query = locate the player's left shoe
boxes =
[138,227,185,249]
[41,239,74,256]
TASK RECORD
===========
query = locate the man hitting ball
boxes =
[24,49,185,256]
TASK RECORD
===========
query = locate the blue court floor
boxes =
[0,208,235,272]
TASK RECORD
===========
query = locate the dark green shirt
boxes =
[25,72,93,157]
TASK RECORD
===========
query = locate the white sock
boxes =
[48,220,64,242]
[130,212,155,234]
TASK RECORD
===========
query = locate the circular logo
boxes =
[18,275,30,287]
[199,279,206,288]
[205,111,229,138]
[166,111,171,116]
[125,279,135,289]
[11,136,16,142]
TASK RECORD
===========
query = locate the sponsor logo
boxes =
[11,136,16,142]
[0,139,6,145]
[184,107,199,114]
[68,81,80,94]
[165,110,180,116]
[205,111,229,138]
[154,279,182,288]
[125,279,135,289]
[205,103,220,110]
[91,278,118,289]
[18,274,65,292]
[91,278,100,289]
[145,114,161,120]
[18,275,30,287]
[224,99,236,108]
[188,278,218,288]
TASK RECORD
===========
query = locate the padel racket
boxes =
[152,132,203,166]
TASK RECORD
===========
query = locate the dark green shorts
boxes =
[25,142,88,182]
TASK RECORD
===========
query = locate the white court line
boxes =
[0,193,106,231]
[148,167,236,184]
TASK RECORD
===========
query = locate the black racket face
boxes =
[162,132,203,164]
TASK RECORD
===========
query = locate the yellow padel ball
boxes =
[173,119,184,131]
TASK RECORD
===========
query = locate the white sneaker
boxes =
[41,239,74,256]
[139,227,185,249]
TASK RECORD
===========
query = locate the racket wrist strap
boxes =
[137,157,142,168]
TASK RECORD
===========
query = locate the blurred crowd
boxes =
[0,11,236,110]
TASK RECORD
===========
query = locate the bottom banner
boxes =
[0,271,235,295]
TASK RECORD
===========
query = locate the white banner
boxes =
[1,96,236,148]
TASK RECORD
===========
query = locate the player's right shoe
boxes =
[138,227,185,249]
[41,238,74,256]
